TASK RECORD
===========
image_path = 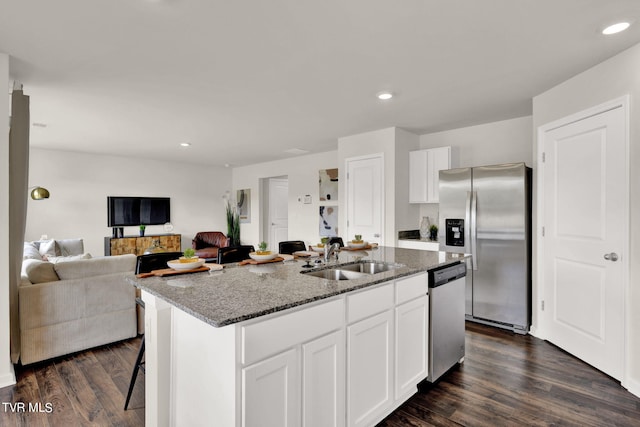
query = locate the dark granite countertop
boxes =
[127,246,466,328]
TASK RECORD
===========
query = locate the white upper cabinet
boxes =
[409,147,451,203]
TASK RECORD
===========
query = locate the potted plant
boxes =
[183,248,196,259]
[250,241,277,261]
[353,234,363,243]
[429,224,438,241]
[139,225,146,237]
[178,248,201,264]
[224,196,240,246]
[257,241,270,255]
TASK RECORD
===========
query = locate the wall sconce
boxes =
[30,186,50,200]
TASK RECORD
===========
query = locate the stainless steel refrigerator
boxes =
[438,163,531,334]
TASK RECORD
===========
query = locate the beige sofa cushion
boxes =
[53,254,136,280]
[47,253,92,264]
[22,259,59,284]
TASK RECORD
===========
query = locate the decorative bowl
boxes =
[311,245,325,252]
[347,241,367,249]
[249,252,278,261]
[167,258,205,271]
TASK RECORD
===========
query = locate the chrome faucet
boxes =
[323,242,340,263]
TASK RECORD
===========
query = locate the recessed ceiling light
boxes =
[180,142,191,147]
[602,22,630,35]
[377,91,393,100]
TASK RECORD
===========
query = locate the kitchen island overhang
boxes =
[128,247,468,427]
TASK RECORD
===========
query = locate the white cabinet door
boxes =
[302,330,345,427]
[409,147,451,203]
[347,310,393,427]
[242,349,299,427]
[427,146,450,203]
[409,149,428,203]
[395,295,428,399]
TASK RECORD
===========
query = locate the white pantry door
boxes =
[541,101,627,380]
[268,178,289,249]
[346,154,384,245]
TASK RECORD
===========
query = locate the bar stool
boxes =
[124,252,182,410]
[278,240,306,254]
[124,297,145,410]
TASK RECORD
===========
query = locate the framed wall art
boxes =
[319,168,338,202]
[237,189,251,223]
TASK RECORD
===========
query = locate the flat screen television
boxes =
[107,196,170,227]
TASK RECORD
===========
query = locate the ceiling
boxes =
[2,0,640,167]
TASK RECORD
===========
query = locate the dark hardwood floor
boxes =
[0,337,145,427]
[2,323,639,426]
[379,322,640,427]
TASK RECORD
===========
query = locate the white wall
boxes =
[394,129,421,233]
[27,149,232,256]
[338,127,421,245]
[0,53,16,387]
[417,116,533,228]
[532,42,640,395]
[231,151,338,249]
[419,116,533,167]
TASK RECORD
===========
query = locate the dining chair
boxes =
[278,240,307,255]
[328,237,344,247]
[135,252,184,274]
[217,245,255,264]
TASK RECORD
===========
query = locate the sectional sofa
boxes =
[19,239,138,365]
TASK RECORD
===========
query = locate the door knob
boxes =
[374,233,380,238]
[604,252,619,262]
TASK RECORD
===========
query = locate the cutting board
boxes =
[136,266,210,278]
[238,257,285,266]
[340,245,375,251]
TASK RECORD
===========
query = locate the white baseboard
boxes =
[0,362,16,388]
[623,376,640,399]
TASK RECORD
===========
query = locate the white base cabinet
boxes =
[347,310,393,427]
[243,349,299,427]
[397,239,440,251]
[142,272,430,427]
[395,295,428,399]
[303,330,345,427]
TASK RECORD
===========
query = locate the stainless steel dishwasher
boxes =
[427,261,467,382]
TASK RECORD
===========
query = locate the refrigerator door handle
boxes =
[465,191,472,254]
[470,190,478,270]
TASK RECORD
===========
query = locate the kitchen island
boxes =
[129,246,466,427]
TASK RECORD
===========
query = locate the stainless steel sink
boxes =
[338,261,397,274]
[302,268,369,281]
[301,261,399,281]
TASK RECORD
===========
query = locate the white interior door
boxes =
[541,100,627,380]
[346,155,384,245]
[268,178,289,250]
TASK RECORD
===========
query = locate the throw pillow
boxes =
[23,242,42,260]
[22,259,60,284]
[57,238,84,256]
[38,239,59,259]
[47,253,92,264]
